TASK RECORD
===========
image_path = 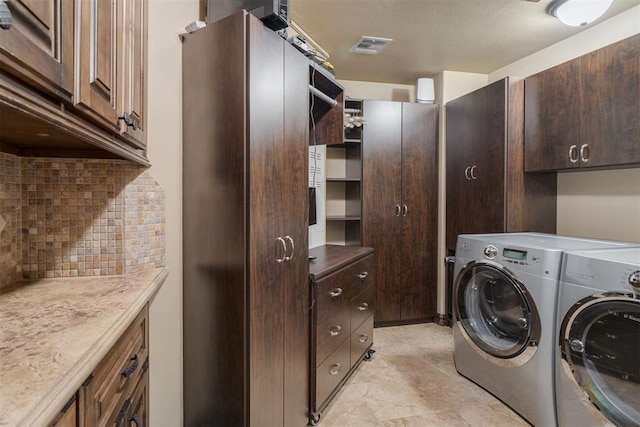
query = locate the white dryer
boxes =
[556,247,640,427]
[453,233,631,427]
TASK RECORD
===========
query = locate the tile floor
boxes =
[318,323,533,426]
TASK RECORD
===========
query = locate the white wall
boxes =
[338,79,417,102]
[146,1,199,426]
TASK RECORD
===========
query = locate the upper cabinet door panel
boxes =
[119,0,147,147]
[0,0,74,101]
[75,0,120,131]
[580,34,640,168]
[524,59,582,172]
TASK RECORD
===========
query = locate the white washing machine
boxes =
[556,247,640,427]
[452,233,632,427]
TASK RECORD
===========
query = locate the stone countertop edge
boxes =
[4,267,169,427]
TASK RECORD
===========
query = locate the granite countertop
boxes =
[0,267,169,427]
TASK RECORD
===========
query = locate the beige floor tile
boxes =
[319,323,531,427]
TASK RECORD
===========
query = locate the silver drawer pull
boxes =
[357,303,369,311]
[329,288,343,298]
[329,363,342,375]
[329,325,342,337]
[358,272,368,279]
[358,334,369,343]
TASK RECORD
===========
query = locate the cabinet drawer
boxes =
[351,315,373,368]
[85,306,148,426]
[315,337,350,407]
[351,282,374,331]
[316,277,350,365]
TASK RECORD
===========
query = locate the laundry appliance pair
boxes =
[452,232,639,427]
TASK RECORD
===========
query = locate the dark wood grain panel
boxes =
[447,77,557,255]
[350,315,373,368]
[524,58,582,171]
[182,11,248,426]
[309,245,374,280]
[315,338,350,408]
[315,275,351,365]
[362,100,403,323]
[350,282,374,331]
[282,39,311,427]
[400,103,439,321]
[505,78,557,234]
[446,81,507,251]
[247,14,286,427]
[580,34,640,168]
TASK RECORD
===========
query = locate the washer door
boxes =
[560,294,640,426]
[454,261,540,363]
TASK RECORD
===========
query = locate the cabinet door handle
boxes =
[470,165,477,180]
[464,166,471,180]
[130,413,141,427]
[329,325,342,336]
[118,112,139,130]
[329,363,342,375]
[395,204,401,216]
[329,288,343,298]
[357,302,369,311]
[569,145,578,163]
[283,235,294,261]
[580,144,589,163]
[275,237,286,263]
[358,271,368,279]
[358,334,369,343]
[122,355,139,378]
[402,204,408,217]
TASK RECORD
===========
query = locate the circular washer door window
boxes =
[561,298,640,426]
[455,261,540,360]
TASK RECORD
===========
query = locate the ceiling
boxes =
[289,0,640,85]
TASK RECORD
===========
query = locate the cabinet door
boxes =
[282,41,310,427]
[400,103,438,321]
[247,16,285,427]
[579,34,640,168]
[362,100,402,323]
[524,59,582,171]
[118,0,147,148]
[446,80,507,250]
[75,0,121,132]
[127,372,149,427]
[0,0,74,101]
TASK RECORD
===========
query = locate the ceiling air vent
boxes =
[349,36,393,55]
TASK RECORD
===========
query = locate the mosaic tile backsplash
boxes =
[0,152,165,288]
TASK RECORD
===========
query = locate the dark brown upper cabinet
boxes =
[446,77,557,253]
[525,34,640,172]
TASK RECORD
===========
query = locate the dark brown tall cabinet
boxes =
[524,34,640,171]
[182,12,309,426]
[445,77,557,253]
[362,101,439,325]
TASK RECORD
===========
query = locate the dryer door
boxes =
[454,261,540,363]
[560,295,640,426]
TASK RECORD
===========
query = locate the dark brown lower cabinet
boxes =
[362,101,439,325]
[309,245,375,425]
[182,11,310,427]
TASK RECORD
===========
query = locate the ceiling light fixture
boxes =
[547,0,614,27]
